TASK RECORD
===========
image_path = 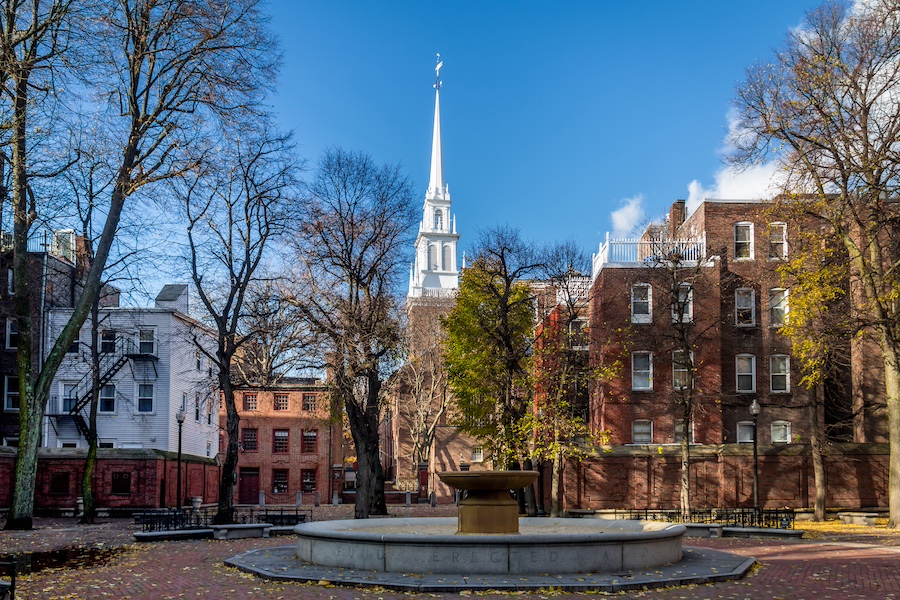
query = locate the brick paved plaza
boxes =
[2,508,900,599]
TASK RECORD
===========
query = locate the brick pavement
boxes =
[2,512,900,599]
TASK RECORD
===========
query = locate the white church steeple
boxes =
[408,54,460,300]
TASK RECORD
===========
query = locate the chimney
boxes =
[670,200,686,238]
[155,284,189,315]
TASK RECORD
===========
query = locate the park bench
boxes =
[0,556,16,600]
[838,512,878,526]
[210,523,273,540]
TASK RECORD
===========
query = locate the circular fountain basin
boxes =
[294,517,684,575]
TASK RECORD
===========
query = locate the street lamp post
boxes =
[749,399,761,515]
[176,409,186,510]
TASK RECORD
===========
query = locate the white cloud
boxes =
[610,195,646,238]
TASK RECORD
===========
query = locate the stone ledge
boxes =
[210,523,273,540]
[838,512,878,526]
[722,527,804,538]
[133,529,214,542]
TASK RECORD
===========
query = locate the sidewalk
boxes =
[2,511,899,599]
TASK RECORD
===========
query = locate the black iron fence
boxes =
[592,507,795,529]
[138,506,312,532]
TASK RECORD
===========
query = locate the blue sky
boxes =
[266,1,820,259]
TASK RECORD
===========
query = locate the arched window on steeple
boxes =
[442,244,451,271]
[434,209,443,231]
[429,244,439,270]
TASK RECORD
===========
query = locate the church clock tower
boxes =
[408,54,459,300]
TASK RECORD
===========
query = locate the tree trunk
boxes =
[345,379,387,519]
[883,343,900,528]
[809,386,826,521]
[81,300,102,524]
[523,457,537,516]
[216,374,239,524]
[549,455,560,517]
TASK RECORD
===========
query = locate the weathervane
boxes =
[434,53,443,90]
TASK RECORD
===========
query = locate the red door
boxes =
[238,468,259,504]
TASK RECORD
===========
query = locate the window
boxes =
[434,209,443,230]
[735,288,755,326]
[273,469,289,494]
[671,284,693,323]
[736,354,756,393]
[768,222,787,259]
[206,442,211,457]
[568,319,588,350]
[100,330,116,354]
[99,384,116,412]
[99,441,115,449]
[49,472,70,495]
[67,332,79,353]
[770,355,790,393]
[632,351,653,390]
[6,268,13,295]
[736,421,755,443]
[273,429,289,453]
[207,399,214,425]
[58,440,79,449]
[196,350,202,371]
[243,393,258,411]
[768,289,788,328]
[471,447,484,462]
[672,351,692,390]
[274,393,289,411]
[429,244,439,270]
[632,419,652,444]
[181,393,187,411]
[110,471,132,495]
[734,223,753,259]
[631,284,652,323]
[301,469,316,493]
[194,392,201,421]
[302,394,317,411]
[771,420,791,444]
[4,376,18,411]
[139,329,156,355]
[62,383,77,412]
[2,437,18,447]
[138,383,153,413]
[6,317,17,349]
[674,420,694,444]
[241,428,258,451]
[302,430,317,453]
[442,244,451,271]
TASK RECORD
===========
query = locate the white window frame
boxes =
[138,328,157,355]
[4,375,19,412]
[5,317,17,350]
[771,420,792,444]
[632,351,653,391]
[632,419,653,444]
[568,318,588,350]
[736,354,756,393]
[734,222,754,259]
[2,437,18,447]
[736,421,755,443]
[6,267,13,295]
[471,447,484,462]
[631,284,652,324]
[57,439,80,449]
[671,284,693,323]
[672,350,693,390]
[768,288,788,328]
[99,384,116,413]
[770,355,790,393]
[137,382,154,413]
[735,288,755,327]
[768,222,787,259]
[674,419,694,444]
[61,382,77,413]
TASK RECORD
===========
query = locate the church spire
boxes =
[428,54,445,198]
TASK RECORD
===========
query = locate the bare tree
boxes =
[4,0,278,530]
[286,147,417,519]
[180,127,296,524]
[729,0,900,526]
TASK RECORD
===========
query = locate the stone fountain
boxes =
[437,469,538,533]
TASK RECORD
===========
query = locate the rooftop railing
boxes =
[592,233,706,280]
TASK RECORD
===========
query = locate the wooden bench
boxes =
[838,512,878,526]
[0,556,16,600]
[209,523,273,540]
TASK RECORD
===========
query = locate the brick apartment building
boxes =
[551,198,890,512]
[224,379,342,505]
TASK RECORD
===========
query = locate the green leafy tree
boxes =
[444,227,541,471]
[730,0,900,526]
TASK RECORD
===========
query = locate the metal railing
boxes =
[592,234,706,278]
[592,507,795,529]
[138,506,312,532]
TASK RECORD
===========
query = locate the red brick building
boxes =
[223,379,341,505]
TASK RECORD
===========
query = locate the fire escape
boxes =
[48,334,158,443]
